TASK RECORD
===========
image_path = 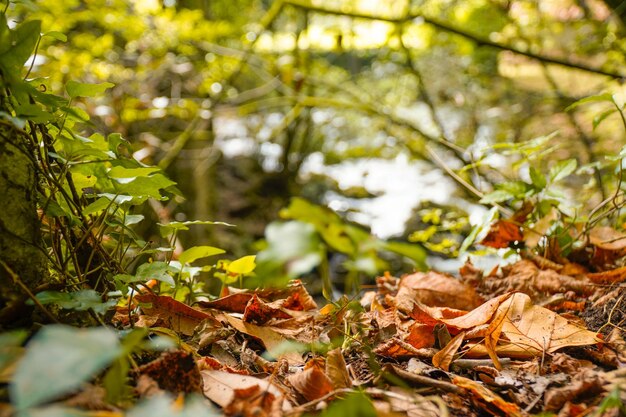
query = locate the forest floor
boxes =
[98,245,626,417]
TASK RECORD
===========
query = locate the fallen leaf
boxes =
[441,293,511,330]
[498,293,600,355]
[325,348,351,389]
[586,265,626,284]
[201,370,290,411]
[223,315,304,364]
[287,363,334,401]
[400,271,483,310]
[480,219,523,249]
[452,375,524,417]
[198,293,253,313]
[589,226,626,251]
[544,368,604,411]
[243,294,292,325]
[135,293,213,336]
[432,331,465,371]
[135,350,203,394]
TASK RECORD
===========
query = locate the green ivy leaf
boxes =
[32,290,117,314]
[66,80,115,98]
[227,255,256,275]
[178,246,225,265]
[10,325,122,410]
[549,159,577,183]
[157,220,235,236]
[135,262,176,286]
[108,166,160,179]
[313,392,376,417]
[565,93,613,111]
[529,167,547,190]
[479,189,513,204]
[42,31,67,42]
[381,241,427,270]
[0,20,41,70]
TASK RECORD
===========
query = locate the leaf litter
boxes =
[10,243,626,417]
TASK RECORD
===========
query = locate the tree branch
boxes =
[283,0,625,79]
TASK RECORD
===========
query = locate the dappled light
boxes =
[1,0,626,416]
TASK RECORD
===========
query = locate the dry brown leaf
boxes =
[134,293,214,336]
[586,265,626,284]
[201,369,291,411]
[325,348,351,389]
[441,293,511,330]
[488,260,591,296]
[432,331,465,371]
[479,219,523,249]
[452,375,524,417]
[287,364,333,401]
[543,368,604,411]
[223,315,304,364]
[498,293,600,356]
[589,226,626,251]
[198,292,253,313]
[243,294,292,325]
[400,271,483,310]
[223,385,282,417]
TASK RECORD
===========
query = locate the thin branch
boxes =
[283,0,625,79]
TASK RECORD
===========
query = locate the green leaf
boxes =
[314,392,376,417]
[32,290,117,314]
[42,31,67,42]
[83,197,112,216]
[255,221,322,285]
[529,167,547,190]
[479,189,514,204]
[0,15,10,55]
[227,255,256,275]
[593,108,617,130]
[10,325,122,410]
[549,159,577,183]
[565,93,613,111]
[135,262,176,286]
[108,166,160,179]
[0,330,28,374]
[127,395,218,417]
[460,207,498,253]
[178,246,225,265]
[158,220,235,236]
[0,20,41,70]
[114,173,176,200]
[13,103,54,123]
[66,80,115,98]
[382,241,427,270]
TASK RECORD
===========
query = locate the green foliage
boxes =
[309,392,377,417]
[10,325,122,410]
[31,289,117,314]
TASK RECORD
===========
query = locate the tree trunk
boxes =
[0,122,48,326]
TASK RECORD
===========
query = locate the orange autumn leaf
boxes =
[479,219,523,249]
[134,293,213,335]
[452,375,524,417]
[432,331,465,371]
[287,363,333,401]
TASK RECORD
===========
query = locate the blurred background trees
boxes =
[13,0,626,290]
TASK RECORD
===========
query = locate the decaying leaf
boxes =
[479,219,523,249]
[134,293,214,336]
[432,331,465,371]
[325,348,351,389]
[400,271,483,310]
[287,362,334,401]
[202,369,291,412]
[452,375,524,417]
